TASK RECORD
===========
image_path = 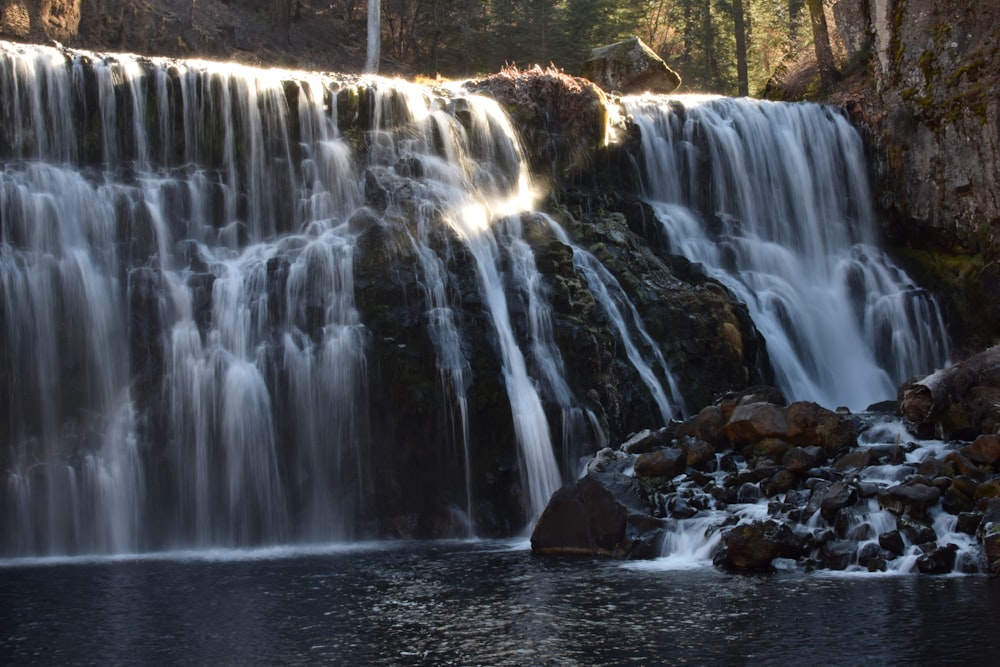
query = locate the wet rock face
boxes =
[835,0,1000,347]
[532,387,1000,573]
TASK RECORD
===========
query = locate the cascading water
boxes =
[5,41,675,556]
[625,95,950,411]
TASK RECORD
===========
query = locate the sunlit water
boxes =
[2,541,999,665]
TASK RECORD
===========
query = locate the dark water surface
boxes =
[2,540,998,665]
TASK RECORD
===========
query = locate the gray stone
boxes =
[580,37,681,95]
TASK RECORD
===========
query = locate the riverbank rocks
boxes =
[532,387,1000,573]
[580,36,681,95]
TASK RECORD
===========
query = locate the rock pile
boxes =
[532,385,1000,574]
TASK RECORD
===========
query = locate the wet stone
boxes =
[956,511,982,535]
[916,543,958,574]
[879,530,905,557]
[832,448,871,471]
[877,483,942,518]
[819,539,857,571]
[898,515,937,546]
[820,481,858,522]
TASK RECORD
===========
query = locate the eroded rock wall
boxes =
[837,0,1000,349]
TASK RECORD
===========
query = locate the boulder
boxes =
[820,481,858,522]
[858,542,887,572]
[878,483,942,518]
[879,530,905,557]
[677,405,728,448]
[832,448,872,471]
[634,447,686,478]
[530,471,664,559]
[783,402,858,454]
[717,520,808,571]
[725,402,789,446]
[782,445,824,472]
[725,401,856,454]
[761,469,798,497]
[580,36,681,95]
[819,539,858,571]
[916,543,959,574]
[962,434,1000,467]
[678,436,716,469]
[898,514,938,546]
[620,428,667,455]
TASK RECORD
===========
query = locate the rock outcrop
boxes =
[832,0,1000,350]
[580,36,681,95]
[0,0,80,42]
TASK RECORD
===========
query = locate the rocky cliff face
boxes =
[0,0,79,42]
[834,0,1000,351]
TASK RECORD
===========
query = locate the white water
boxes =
[634,417,983,574]
[626,95,949,410]
[1,42,595,553]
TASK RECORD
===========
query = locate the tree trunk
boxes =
[900,345,1000,439]
[366,0,381,73]
[732,0,748,96]
[805,0,839,86]
[702,0,720,87]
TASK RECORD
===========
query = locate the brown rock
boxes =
[679,436,716,469]
[832,448,872,471]
[980,499,1000,575]
[634,447,687,479]
[975,478,1000,508]
[782,445,824,472]
[945,451,988,481]
[725,402,789,446]
[962,434,1000,466]
[784,401,857,453]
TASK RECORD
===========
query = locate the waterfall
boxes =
[625,95,950,410]
[0,41,950,557]
[3,41,636,555]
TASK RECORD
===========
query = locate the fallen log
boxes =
[899,345,1000,439]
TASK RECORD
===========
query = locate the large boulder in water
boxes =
[716,519,809,571]
[531,459,664,559]
[580,37,681,95]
